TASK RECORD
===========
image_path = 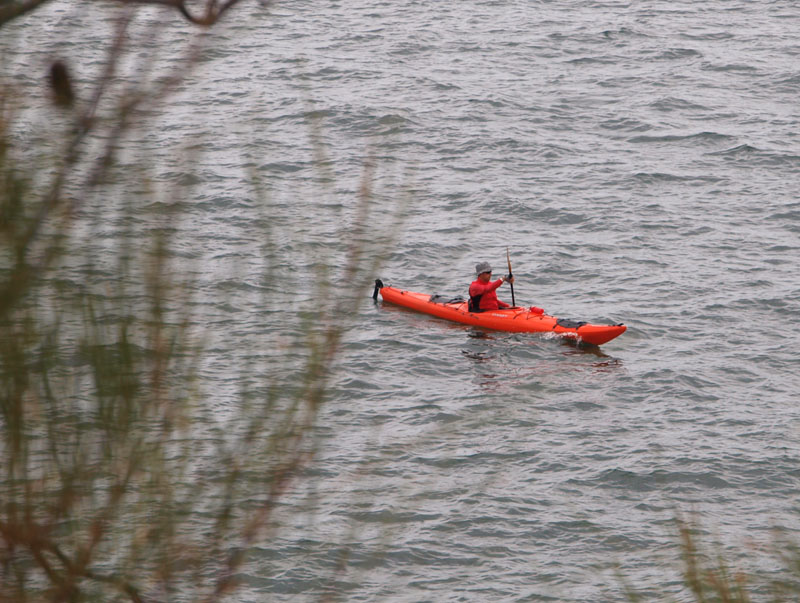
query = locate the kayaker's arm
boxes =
[489,278,507,292]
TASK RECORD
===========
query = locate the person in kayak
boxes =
[469,262,515,312]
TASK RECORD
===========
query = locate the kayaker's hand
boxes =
[504,275,514,284]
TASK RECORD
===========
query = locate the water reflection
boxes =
[460,329,624,391]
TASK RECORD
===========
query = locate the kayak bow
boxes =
[373,280,626,346]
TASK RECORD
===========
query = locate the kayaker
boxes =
[469,262,515,312]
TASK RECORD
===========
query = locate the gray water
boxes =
[5,0,800,600]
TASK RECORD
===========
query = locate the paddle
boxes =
[506,247,516,308]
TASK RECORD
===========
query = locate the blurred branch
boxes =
[1,8,205,320]
[0,0,257,27]
[677,514,752,603]
[0,14,130,321]
[0,0,53,26]
[125,0,249,26]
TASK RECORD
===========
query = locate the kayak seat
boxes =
[468,293,483,312]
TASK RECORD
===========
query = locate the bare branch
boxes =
[121,0,248,26]
[0,0,255,28]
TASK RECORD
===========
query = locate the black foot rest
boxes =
[556,318,588,329]
[429,295,466,305]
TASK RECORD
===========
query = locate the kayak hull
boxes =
[377,285,626,346]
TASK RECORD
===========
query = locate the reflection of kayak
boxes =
[373,280,626,346]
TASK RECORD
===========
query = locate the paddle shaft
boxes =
[506,248,516,307]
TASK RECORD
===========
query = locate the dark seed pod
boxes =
[48,60,74,108]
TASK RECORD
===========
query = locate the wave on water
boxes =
[652,47,704,61]
[629,172,724,185]
[701,61,762,73]
[707,145,800,167]
[645,96,711,112]
[628,131,735,146]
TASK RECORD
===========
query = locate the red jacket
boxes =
[469,278,510,311]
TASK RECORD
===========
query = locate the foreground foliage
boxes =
[1,3,390,600]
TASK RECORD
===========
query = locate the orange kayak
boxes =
[373,280,626,346]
